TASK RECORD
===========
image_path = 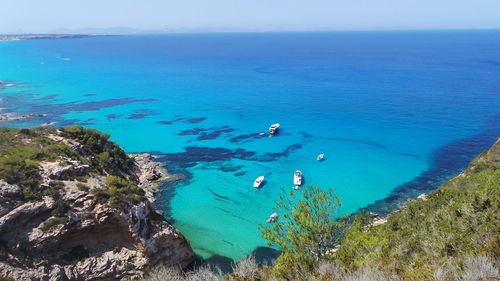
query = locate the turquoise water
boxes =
[0,31,499,261]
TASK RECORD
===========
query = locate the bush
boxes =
[51,200,70,216]
[231,255,259,280]
[76,182,89,192]
[40,217,68,231]
[458,256,498,281]
[92,176,145,209]
[0,154,40,199]
[144,266,221,281]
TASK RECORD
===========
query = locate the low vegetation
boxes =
[40,217,69,231]
[0,126,142,211]
[0,127,86,200]
[60,125,134,176]
[92,176,146,209]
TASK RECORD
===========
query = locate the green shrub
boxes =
[92,188,110,204]
[0,155,39,186]
[105,176,145,209]
[91,176,145,209]
[40,217,68,231]
[52,200,70,216]
[76,182,89,192]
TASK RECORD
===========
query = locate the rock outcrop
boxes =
[0,127,195,281]
[0,113,47,122]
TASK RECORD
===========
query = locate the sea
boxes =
[0,30,499,263]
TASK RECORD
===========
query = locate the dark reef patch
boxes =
[162,147,256,165]
[219,165,243,172]
[127,114,148,119]
[234,171,247,177]
[126,109,158,120]
[330,137,420,159]
[40,94,59,100]
[251,144,302,162]
[82,93,96,96]
[157,117,187,125]
[177,126,236,141]
[229,133,267,144]
[208,189,231,201]
[106,113,124,120]
[187,117,206,123]
[362,116,500,215]
[160,143,303,168]
[301,132,314,139]
[177,128,211,135]
[26,97,159,115]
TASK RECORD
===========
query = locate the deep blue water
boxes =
[0,31,499,260]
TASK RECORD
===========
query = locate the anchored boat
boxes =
[269,123,280,135]
[317,153,325,161]
[253,176,265,188]
[267,213,278,223]
[294,170,302,187]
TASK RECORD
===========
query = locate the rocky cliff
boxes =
[0,126,194,281]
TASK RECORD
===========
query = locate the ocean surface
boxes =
[0,31,499,262]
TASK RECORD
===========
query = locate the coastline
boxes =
[0,34,108,43]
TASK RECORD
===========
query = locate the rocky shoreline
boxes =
[129,153,183,203]
[0,127,195,281]
[0,113,47,122]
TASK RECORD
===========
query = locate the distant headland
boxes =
[0,34,107,42]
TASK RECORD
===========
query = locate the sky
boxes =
[1,0,500,34]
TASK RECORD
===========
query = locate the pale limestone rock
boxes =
[0,135,194,281]
[0,180,23,216]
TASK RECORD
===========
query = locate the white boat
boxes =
[266,213,278,223]
[269,123,280,135]
[253,176,265,188]
[294,170,302,186]
[317,153,325,161]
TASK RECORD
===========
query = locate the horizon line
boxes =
[2,27,500,36]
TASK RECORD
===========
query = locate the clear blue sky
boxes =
[1,0,500,34]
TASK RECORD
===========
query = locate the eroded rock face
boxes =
[0,133,194,281]
[0,180,23,217]
[40,161,90,181]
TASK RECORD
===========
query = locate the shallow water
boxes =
[0,31,499,260]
